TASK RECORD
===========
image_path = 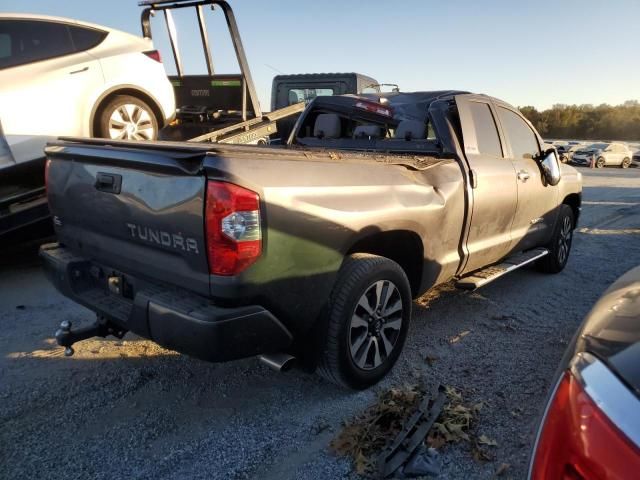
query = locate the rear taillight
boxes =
[205,181,262,275]
[143,50,162,63]
[44,159,51,193]
[530,354,640,480]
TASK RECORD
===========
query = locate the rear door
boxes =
[455,95,518,273]
[495,105,558,251]
[0,19,104,137]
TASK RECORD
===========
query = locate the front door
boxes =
[495,106,559,251]
[455,95,519,273]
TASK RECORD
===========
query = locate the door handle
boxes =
[95,173,122,194]
[69,66,89,75]
[517,170,530,182]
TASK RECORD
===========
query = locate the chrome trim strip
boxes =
[571,351,640,448]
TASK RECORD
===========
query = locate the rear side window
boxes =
[0,33,10,61]
[0,20,76,69]
[468,101,502,157]
[69,25,107,52]
[498,107,540,159]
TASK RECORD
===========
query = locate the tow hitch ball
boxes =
[55,318,127,357]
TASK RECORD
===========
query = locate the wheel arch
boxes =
[346,229,424,298]
[562,192,581,228]
[90,85,167,137]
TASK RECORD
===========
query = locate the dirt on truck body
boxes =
[40,90,582,389]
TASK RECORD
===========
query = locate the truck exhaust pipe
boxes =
[259,353,296,372]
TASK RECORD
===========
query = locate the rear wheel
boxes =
[96,95,159,141]
[537,204,574,274]
[316,254,412,389]
[596,157,606,168]
[621,157,631,168]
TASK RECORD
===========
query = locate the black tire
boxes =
[96,95,159,141]
[316,253,412,389]
[596,157,606,168]
[621,157,631,169]
[537,204,574,274]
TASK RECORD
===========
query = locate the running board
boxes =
[456,248,549,290]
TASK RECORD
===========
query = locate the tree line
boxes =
[519,100,640,141]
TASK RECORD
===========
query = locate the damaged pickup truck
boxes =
[41,91,582,388]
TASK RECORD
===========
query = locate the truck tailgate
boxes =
[45,143,210,296]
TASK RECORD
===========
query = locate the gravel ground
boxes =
[1,167,639,480]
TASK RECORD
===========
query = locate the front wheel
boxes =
[316,254,412,389]
[596,157,606,168]
[96,95,159,141]
[621,157,631,168]
[537,204,575,274]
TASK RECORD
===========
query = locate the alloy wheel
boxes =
[558,215,573,265]
[108,104,155,140]
[348,280,403,370]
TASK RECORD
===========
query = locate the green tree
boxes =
[519,101,640,140]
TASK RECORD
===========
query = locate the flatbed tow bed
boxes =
[187,101,305,144]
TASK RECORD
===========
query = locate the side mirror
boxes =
[539,148,561,186]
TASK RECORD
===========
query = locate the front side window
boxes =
[468,101,503,157]
[498,107,540,160]
[0,20,75,69]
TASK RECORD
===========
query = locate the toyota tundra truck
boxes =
[40,91,582,389]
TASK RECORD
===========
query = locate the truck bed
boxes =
[44,137,466,336]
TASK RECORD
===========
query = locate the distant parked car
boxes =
[560,145,581,164]
[528,266,640,479]
[571,142,633,168]
[0,14,175,140]
[633,150,640,166]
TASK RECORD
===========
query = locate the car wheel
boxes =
[537,204,575,274]
[621,157,631,168]
[96,95,159,141]
[596,157,606,168]
[316,253,412,389]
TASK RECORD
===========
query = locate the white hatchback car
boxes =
[0,14,175,141]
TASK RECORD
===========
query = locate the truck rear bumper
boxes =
[39,243,293,362]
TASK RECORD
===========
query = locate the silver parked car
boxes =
[572,142,634,168]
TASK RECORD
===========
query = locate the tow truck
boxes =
[139,0,307,144]
[139,0,380,144]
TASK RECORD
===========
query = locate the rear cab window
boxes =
[288,88,334,105]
